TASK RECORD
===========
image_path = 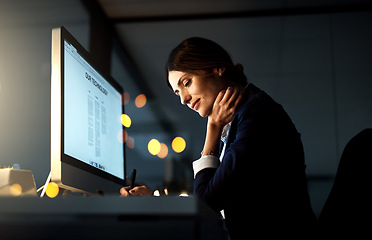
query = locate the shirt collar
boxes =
[221,122,232,144]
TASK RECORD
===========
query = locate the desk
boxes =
[0,196,227,240]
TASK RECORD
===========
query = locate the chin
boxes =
[197,109,209,118]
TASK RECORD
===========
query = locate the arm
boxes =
[194,115,255,211]
[201,87,243,157]
[193,87,244,210]
[193,87,243,178]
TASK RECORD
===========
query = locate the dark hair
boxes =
[166,37,247,89]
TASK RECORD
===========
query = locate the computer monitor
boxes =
[51,26,126,194]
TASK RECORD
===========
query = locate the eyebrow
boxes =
[178,74,187,86]
[174,74,187,95]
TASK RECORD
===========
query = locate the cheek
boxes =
[192,77,221,105]
[200,94,216,116]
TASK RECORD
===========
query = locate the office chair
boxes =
[318,128,372,238]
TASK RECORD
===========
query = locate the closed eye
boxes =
[183,79,191,87]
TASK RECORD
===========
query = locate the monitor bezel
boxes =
[51,26,126,194]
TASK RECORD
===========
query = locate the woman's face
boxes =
[168,69,228,117]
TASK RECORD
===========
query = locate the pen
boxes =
[129,169,137,190]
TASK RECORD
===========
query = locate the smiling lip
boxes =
[190,99,201,111]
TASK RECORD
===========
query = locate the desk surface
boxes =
[0,196,212,217]
[0,195,216,217]
[0,196,226,240]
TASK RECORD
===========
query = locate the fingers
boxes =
[215,89,226,104]
[131,186,153,196]
[219,86,244,108]
[120,185,153,196]
[209,86,245,127]
[219,86,240,102]
[120,186,131,196]
[233,88,244,108]
[221,86,234,103]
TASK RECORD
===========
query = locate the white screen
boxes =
[64,40,124,180]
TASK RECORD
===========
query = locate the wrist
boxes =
[201,121,224,157]
[200,150,218,157]
[207,118,225,132]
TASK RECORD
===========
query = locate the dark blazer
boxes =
[194,84,317,239]
[319,128,372,238]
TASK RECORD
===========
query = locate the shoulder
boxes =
[235,83,278,119]
[231,83,293,137]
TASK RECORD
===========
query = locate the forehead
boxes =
[168,71,187,91]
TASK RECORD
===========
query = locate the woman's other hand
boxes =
[120,185,153,196]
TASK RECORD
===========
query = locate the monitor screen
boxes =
[51,26,126,194]
[64,40,124,179]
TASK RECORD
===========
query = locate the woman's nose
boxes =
[180,91,191,105]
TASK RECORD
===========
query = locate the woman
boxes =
[121,37,317,239]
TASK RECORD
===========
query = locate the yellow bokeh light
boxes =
[135,94,147,108]
[10,184,22,196]
[172,137,186,153]
[148,139,161,155]
[46,182,59,198]
[121,114,132,128]
[157,143,168,159]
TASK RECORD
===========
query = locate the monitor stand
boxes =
[38,171,87,197]
[38,171,51,198]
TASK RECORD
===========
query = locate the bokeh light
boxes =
[148,139,161,155]
[46,182,59,198]
[10,183,22,196]
[122,92,130,105]
[179,191,189,197]
[117,129,128,143]
[135,94,147,108]
[172,137,186,153]
[153,190,160,197]
[126,136,135,149]
[157,143,169,159]
[121,114,132,128]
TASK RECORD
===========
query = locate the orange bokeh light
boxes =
[126,136,135,149]
[122,92,130,105]
[157,143,169,159]
[135,94,147,108]
[117,129,128,143]
[10,184,22,196]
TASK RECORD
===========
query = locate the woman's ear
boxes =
[217,67,225,77]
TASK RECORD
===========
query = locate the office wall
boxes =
[0,0,90,187]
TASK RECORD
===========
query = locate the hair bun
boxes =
[235,63,244,72]
[232,63,247,86]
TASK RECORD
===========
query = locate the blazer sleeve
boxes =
[193,111,257,211]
